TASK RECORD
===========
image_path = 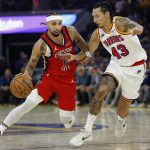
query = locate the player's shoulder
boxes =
[114,16,129,26]
[34,39,44,47]
[114,16,131,34]
[65,26,78,40]
[66,26,76,33]
[33,39,46,52]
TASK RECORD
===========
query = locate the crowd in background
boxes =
[0,0,150,107]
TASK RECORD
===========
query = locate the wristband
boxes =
[85,51,92,57]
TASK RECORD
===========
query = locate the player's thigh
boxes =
[121,65,145,99]
[35,79,54,102]
[57,82,76,111]
[104,60,123,87]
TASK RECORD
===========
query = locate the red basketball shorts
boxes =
[35,74,76,111]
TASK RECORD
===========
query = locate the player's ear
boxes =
[105,11,110,18]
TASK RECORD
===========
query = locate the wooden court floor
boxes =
[0,105,150,150]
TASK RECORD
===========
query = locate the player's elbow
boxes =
[140,25,144,34]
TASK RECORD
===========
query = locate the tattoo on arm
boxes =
[75,35,89,53]
[117,17,143,32]
[72,27,89,53]
[40,42,46,53]
[25,54,41,77]
[128,22,136,29]
[25,41,45,76]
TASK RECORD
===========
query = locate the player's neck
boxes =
[102,19,113,33]
[47,30,64,45]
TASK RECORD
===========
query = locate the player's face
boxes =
[47,20,62,37]
[92,7,109,28]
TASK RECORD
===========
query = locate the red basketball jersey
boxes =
[41,26,76,76]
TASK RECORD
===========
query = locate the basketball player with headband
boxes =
[0,12,92,135]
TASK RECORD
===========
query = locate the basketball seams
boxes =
[10,75,33,98]
[14,79,31,93]
[17,76,33,90]
[10,78,24,98]
[14,80,25,98]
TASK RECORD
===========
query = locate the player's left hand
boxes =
[59,53,76,62]
[130,27,143,36]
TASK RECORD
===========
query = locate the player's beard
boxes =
[51,30,61,37]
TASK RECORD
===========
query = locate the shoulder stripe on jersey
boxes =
[63,26,73,43]
[41,36,52,51]
[114,16,131,35]
[96,28,101,42]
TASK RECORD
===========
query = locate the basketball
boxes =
[10,74,33,98]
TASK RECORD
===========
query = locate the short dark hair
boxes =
[93,2,113,19]
[47,12,60,17]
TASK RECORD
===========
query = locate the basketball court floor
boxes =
[0,104,150,150]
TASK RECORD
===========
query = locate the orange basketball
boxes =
[10,74,33,98]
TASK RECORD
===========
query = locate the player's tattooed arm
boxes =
[62,27,100,63]
[67,26,92,61]
[24,39,46,77]
[78,29,100,64]
[116,17,144,35]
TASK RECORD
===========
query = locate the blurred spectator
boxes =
[0,56,7,77]
[0,68,13,104]
[15,51,28,74]
[87,66,101,100]
[76,65,91,106]
[32,0,40,11]
[32,68,43,86]
[138,61,150,107]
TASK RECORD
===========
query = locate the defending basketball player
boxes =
[0,12,91,135]
[67,2,147,146]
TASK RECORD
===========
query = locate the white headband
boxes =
[46,15,63,22]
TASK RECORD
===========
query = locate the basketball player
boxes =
[68,2,147,146]
[0,12,91,135]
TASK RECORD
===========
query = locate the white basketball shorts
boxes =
[104,60,146,99]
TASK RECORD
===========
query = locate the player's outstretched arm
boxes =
[79,29,100,64]
[116,17,144,35]
[88,29,100,53]
[24,39,45,77]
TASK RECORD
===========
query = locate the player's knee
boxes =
[95,85,109,100]
[95,75,117,100]
[26,89,43,105]
[59,109,74,125]
[20,89,43,113]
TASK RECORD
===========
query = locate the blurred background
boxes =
[0,0,150,107]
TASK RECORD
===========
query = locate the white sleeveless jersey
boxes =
[97,17,147,66]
